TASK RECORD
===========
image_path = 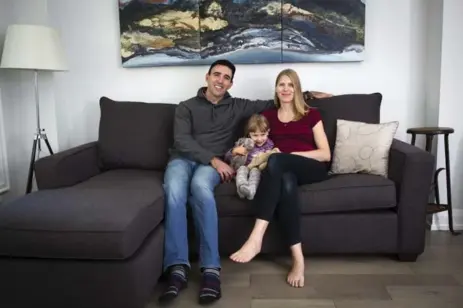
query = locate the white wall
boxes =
[47,0,425,151]
[432,0,463,231]
[0,0,59,201]
[0,0,12,204]
[5,0,457,214]
[0,0,15,203]
[424,0,443,130]
[406,0,427,135]
[0,1,11,38]
[1,0,461,230]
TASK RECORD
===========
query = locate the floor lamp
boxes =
[0,24,68,194]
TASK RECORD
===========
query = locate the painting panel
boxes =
[119,0,202,68]
[281,0,365,62]
[199,0,282,64]
[118,0,366,67]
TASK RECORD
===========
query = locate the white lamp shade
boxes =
[0,24,68,71]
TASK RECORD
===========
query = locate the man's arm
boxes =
[235,98,275,118]
[173,103,216,165]
[311,91,333,99]
[235,91,334,117]
[304,91,334,101]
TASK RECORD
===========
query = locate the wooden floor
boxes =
[148,231,463,307]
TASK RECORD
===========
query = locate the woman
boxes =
[229,69,331,288]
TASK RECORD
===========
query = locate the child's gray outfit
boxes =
[224,138,275,200]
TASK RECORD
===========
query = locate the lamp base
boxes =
[26,129,54,194]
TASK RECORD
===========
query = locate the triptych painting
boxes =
[118,0,365,68]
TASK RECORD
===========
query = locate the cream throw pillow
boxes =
[330,119,399,177]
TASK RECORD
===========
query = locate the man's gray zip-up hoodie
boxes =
[170,87,275,165]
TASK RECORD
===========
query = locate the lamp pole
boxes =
[26,70,54,194]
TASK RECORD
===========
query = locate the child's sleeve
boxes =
[267,139,275,149]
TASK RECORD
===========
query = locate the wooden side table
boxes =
[407,127,460,235]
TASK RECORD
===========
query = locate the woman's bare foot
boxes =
[230,219,268,263]
[229,239,262,263]
[287,260,305,288]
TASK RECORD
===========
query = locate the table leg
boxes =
[444,134,460,235]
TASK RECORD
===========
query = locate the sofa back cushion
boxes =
[308,93,383,158]
[96,93,382,171]
[98,96,176,171]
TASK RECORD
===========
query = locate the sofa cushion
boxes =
[215,183,253,216]
[299,174,396,214]
[98,96,176,171]
[215,173,396,216]
[308,93,382,167]
[0,170,164,260]
[330,120,399,177]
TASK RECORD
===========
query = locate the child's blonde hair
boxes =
[246,114,270,136]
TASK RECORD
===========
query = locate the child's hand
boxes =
[232,146,248,156]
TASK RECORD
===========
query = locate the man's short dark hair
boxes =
[207,59,236,82]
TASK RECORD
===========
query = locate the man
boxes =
[158,59,274,306]
[158,59,330,305]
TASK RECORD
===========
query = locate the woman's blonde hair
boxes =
[274,69,309,121]
[246,114,270,136]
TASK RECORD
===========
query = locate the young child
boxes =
[224,114,279,200]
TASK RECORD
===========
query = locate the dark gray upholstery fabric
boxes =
[388,139,435,254]
[309,93,382,164]
[298,174,396,214]
[199,211,398,256]
[98,96,176,171]
[35,142,101,190]
[0,224,164,308]
[214,173,395,217]
[0,170,164,260]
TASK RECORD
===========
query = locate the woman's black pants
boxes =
[253,153,329,246]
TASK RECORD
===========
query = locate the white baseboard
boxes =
[430,209,463,231]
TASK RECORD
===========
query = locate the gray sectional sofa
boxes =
[0,93,435,308]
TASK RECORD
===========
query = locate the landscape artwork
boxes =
[118,0,365,68]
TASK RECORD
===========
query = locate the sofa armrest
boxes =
[35,142,101,190]
[388,139,435,255]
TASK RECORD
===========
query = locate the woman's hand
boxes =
[232,146,248,156]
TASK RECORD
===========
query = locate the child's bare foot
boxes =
[287,260,305,288]
[229,239,262,263]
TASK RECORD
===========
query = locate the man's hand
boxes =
[211,157,235,182]
[232,146,248,156]
[311,91,333,99]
